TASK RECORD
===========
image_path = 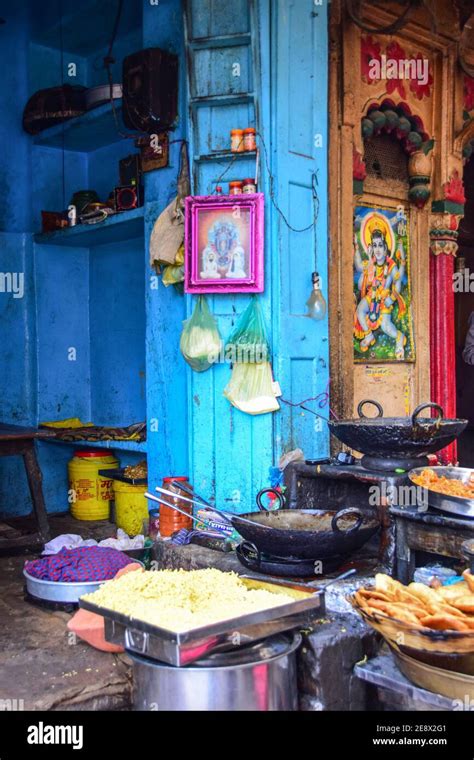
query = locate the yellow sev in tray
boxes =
[82,568,294,632]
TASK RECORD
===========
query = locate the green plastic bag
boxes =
[180,296,222,372]
[225,296,271,363]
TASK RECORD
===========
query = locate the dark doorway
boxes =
[455,154,474,465]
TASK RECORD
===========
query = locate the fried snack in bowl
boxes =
[348,573,474,656]
[463,570,474,593]
[411,468,474,499]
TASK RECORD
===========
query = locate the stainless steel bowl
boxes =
[408,466,474,519]
[23,569,107,603]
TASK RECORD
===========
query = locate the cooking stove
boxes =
[285,459,474,582]
[235,540,344,578]
[284,459,409,572]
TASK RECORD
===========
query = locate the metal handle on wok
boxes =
[357,399,384,419]
[331,508,363,535]
[411,402,444,428]
[255,488,286,512]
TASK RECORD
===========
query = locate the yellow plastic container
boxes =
[113,480,149,536]
[68,450,118,521]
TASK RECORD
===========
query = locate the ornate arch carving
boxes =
[354,98,434,207]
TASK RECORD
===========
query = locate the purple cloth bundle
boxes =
[25,546,134,582]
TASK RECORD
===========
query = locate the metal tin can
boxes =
[243,128,256,151]
[67,204,77,226]
[230,129,244,153]
[242,179,257,193]
[229,181,244,195]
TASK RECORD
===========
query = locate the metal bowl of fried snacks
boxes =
[349,572,474,658]
[393,647,474,699]
[409,466,474,518]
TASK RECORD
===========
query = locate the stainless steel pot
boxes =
[129,632,301,711]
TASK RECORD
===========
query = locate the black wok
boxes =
[230,489,380,560]
[149,486,380,561]
[328,401,467,459]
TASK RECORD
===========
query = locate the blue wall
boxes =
[0,0,329,519]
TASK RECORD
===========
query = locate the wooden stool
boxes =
[0,424,54,551]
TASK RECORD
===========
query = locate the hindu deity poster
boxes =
[353,204,415,362]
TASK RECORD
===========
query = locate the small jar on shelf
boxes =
[229,180,244,195]
[230,129,245,153]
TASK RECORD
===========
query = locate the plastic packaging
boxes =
[223,362,280,415]
[180,296,222,372]
[413,564,458,586]
[225,297,271,364]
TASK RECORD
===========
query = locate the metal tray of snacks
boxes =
[79,575,325,666]
[409,466,474,518]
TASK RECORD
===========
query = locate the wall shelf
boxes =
[33,102,133,152]
[190,93,255,108]
[188,33,251,50]
[34,207,145,248]
[43,438,147,454]
[194,150,256,163]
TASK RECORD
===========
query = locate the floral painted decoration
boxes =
[443,170,466,205]
[464,75,474,113]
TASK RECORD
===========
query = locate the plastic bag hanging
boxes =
[225,296,271,364]
[223,362,280,415]
[180,296,222,372]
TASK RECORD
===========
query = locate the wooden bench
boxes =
[0,424,54,550]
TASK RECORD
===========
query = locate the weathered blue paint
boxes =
[271,0,330,461]
[0,0,329,519]
[183,0,329,511]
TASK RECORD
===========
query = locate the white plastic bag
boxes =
[223,362,280,415]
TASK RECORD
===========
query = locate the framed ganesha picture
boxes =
[353,203,415,363]
[184,194,264,294]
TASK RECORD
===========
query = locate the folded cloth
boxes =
[42,534,98,555]
[42,530,144,555]
[97,528,144,551]
[67,563,142,652]
[25,546,135,583]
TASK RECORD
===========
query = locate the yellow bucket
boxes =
[113,480,149,536]
[68,450,118,521]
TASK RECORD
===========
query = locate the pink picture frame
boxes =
[184,193,264,294]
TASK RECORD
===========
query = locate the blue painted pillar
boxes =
[142,0,189,497]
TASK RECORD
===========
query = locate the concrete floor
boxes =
[0,514,132,711]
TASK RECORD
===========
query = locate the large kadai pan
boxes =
[231,495,380,559]
[151,487,380,561]
[328,401,467,460]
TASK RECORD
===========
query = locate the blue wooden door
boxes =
[184,0,329,512]
[271,0,330,460]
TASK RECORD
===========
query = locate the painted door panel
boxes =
[185,0,273,511]
[272,0,329,460]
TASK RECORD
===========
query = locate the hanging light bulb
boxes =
[306,272,327,321]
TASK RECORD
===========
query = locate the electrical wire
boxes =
[211,131,320,234]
